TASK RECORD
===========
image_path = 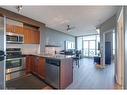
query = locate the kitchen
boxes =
[0,6,122,90]
[0,7,75,89]
[0,1,126,95]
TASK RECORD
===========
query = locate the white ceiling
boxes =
[2,6,119,36]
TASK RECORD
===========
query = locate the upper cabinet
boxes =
[6,24,40,44]
[6,24,23,34]
[23,28,40,44]
[6,24,14,33]
[23,27,31,44]
[34,30,40,44]
[14,25,23,34]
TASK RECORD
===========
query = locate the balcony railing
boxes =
[83,48,99,57]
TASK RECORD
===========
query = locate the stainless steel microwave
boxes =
[6,32,24,44]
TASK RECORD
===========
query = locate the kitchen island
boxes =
[25,54,73,89]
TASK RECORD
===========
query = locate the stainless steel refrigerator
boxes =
[0,15,6,89]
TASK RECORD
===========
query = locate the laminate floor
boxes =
[67,58,115,89]
[6,74,48,89]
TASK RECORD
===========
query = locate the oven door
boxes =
[6,58,25,73]
[6,57,26,81]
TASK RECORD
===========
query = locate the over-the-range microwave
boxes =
[6,32,24,44]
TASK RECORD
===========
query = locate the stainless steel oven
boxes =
[6,57,26,81]
[6,32,24,44]
[6,48,26,81]
[6,58,25,71]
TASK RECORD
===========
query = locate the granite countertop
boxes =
[23,53,73,60]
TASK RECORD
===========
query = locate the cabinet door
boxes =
[30,56,36,74]
[6,25,40,44]
[14,26,23,34]
[26,55,37,74]
[25,56,30,74]
[27,30,40,44]
[23,28,34,44]
[34,31,40,44]
[37,31,40,44]
[26,56,45,79]
[33,31,37,44]
[38,57,45,79]
[6,24,14,33]
[23,28,31,44]
[33,56,39,74]
[30,30,35,44]
[26,56,33,74]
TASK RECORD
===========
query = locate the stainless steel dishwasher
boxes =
[46,58,60,89]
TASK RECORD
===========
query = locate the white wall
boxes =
[40,27,75,53]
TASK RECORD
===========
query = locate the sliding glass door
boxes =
[83,40,96,57]
[77,34,100,58]
[83,40,89,56]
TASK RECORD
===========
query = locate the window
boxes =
[77,34,100,57]
[77,37,83,50]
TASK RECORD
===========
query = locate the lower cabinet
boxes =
[60,58,73,89]
[26,55,73,89]
[26,55,33,73]
[38,57,45,79]
[26,55,45,79]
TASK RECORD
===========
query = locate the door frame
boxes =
[116,7,125,89]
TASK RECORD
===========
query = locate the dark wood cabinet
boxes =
[6,24,14,33]
[6,24,40,44]
[38,57,45,79]
[26,55,45,79]
[23,28,30,44]
[23,28,40,44]
[26,56,31,74]
[60,58,73,89]
[6,24,23,34]
[26,55,33,74]
[32,56,39,75]
[26,55,73,89]
[14,25,23,34]
[34,31,40,44]
[26,55,35,74]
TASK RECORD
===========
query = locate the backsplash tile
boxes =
[45,47,61,55]
[6,44,40,54]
